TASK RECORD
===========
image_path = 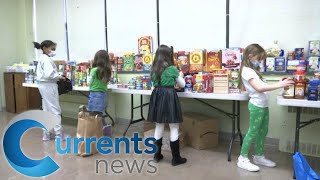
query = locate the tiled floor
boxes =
[0,111,319,180]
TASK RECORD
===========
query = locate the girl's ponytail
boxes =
[33,42,41,49]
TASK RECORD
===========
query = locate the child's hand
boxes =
[279,79,294,88]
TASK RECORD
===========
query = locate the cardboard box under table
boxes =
[183,113,219,150]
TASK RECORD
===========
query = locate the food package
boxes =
[138,36,153,54]
[308,56,320,72]
[309,40,320,56]
[274,57,286,72]
[294,48,304,60]
[206,51,222,72]
[117,57,123,71]
[123,53,135,71]
[143,53,153,72]
[266,57,275,72]
[184,75,193,93]
[222,48,241,70]
[213,74,229,94]
[189,49,205,73]
[134,54,143,72]
[192,74,205,93]
[229,70,240,93]
[177,51,190,74]
[287,60,306,73]
[144,128,186,152]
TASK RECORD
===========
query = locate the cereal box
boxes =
[229,70,240,93]
[294,48,304,60]
[177,51,190,74]
[266,57,275,72]
[213,74,229,94]
[123,53,135,71]
[143,53,153,72]
[309,40,320,56]
[274,57,286,72]
[308,56,320,72]
[222,48,241,70]
[134,54,143,72]
[287,60,300,73]
[190,49,205,73]
[138,36,153,54]
[117,57,123,71]
[206,51,222,72]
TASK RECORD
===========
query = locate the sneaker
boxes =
[237,155,260,172]
[42,131,55,141]
[253,155,276,168]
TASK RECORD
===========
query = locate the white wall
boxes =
[0,0,33,109]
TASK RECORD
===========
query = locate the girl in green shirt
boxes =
[87,50,111,128]
[147,45,187,166]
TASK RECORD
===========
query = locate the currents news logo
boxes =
[2,110,157,178]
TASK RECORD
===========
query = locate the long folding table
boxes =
[112,89,249,161]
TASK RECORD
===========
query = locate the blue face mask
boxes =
[251,60,260,68]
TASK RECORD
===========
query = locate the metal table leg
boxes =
[228,100,236,161]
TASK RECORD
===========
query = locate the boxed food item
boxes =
[213,74,229,94]
[138,36,153,54]
[287,51,295,60]
[134,54,143,72]
[190,49,205,73]
[206,51,222,72]
[183,113,219,150]
[229,70,240,93]
[184,75,193,93]
[308,57,320,72]
[144,128,186,152]
[287,60,306,73]
[274,57,286,72]
[142,53,153,72]
[123,53,135,71]
[294,48,304,60]
[266,57,275,72]
[309,40,320,56]
[222,48,241,70]
[117,57,123,71]
[192,73,205,93]
[177,51,190,74]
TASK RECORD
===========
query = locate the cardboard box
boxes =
[222,48,241,70]
[190,49,205,73]
[274,57,286,72]
[177,51,190,74]
[213,74,229,94]
[138,36,153,54]
[144,127,186,152]
[266,57,275,72]
[142,53,153,72]
[309,40,320,56]
[308,56,320,72]
[183,113,219,150]
[206,51,222,72]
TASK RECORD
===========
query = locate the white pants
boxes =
[38,82,62,132]
[154,123,179,142]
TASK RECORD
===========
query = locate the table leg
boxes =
[237,101,243,146]
[140,95,146,120]
[228,100,236,161]
[123,94,134,137]
[293,107,301,179]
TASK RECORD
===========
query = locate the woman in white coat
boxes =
[33,40,68,141]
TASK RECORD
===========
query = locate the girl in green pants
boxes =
[238,44,294,172]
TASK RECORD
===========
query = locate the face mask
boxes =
[49,50,56,57]
[251,60,260,68]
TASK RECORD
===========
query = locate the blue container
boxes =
[307,80,319,101]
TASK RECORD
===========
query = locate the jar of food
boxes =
[293,71,306,82]
[295,81,306,99]
[283,78,295,99]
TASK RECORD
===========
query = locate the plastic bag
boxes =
[293,152,320,180]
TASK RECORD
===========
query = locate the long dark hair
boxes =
[92,50,112,83]
[151,45,174,81]
[33,40,56,50]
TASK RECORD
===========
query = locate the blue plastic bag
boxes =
[293,152,320,180]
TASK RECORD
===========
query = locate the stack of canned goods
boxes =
[135,76,143,90]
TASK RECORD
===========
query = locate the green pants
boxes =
[240,102,269,157]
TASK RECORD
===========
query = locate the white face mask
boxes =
[49,50,56,57]
[251,60,261,68]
